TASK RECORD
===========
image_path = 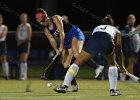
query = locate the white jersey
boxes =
[92,25,120,39]
[17,23,30,40]
[0,25,7,41]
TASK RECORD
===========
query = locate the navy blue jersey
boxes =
[45,16,85,49]
[45,17,72,37]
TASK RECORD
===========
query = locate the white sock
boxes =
[20,62,27,78]
[63,63,79,86]
[2,62,9,77]
[108,66,118,90]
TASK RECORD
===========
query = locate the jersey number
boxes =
[100,26,107,30]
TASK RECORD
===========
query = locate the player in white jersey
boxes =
[54,15,126,96]
[0,14,9,80]
[16,13,32,80]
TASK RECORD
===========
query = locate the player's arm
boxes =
[115,31,126,72]
[27,24,32,41]
[134,24,140,32]
[128,24,140,36]
[0,25,8,38]
[44,28,59,54]
[53,15,65,53]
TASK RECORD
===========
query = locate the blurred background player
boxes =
[16,13,32,80]
[120,14,140,81]
[36,8,85,92]
[0,14,9,80]
[54,15,125,96]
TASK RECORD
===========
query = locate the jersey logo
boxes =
[54,29,59,37]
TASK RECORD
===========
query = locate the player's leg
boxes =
[19,53,29,80]
[105,53,121,96]
[54,50,92,93]
[70,37,84,92]
[19,42,30,80]
[62,48,79,92]
[0,41,9,80]
[1,55,9,80]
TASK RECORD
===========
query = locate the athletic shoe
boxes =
[110,89,121,96]
[95,65,104,78]
[71,85,78,92]
[54,85,68,93]
[20,74,27,80]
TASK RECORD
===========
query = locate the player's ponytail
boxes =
[101,14,114,26]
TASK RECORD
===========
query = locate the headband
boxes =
[36,13,45,19]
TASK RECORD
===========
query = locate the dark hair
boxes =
[36,8,46,14]
[101,15,114,26]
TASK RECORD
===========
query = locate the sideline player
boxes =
[16,13,32,80]
[54,15,126,96]
[0,14,9,80]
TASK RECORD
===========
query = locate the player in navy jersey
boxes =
[36,8,85,92]
[54,15,126,96]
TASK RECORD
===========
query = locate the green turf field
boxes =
[0,79,140,100]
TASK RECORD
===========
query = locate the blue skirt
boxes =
[64,25,85,49]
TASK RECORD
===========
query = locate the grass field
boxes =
[0,79,140,100]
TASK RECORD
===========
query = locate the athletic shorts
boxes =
[0,41,7,56]
[64,25,85,49]
[18,41,30,54]
[83,32,114,56]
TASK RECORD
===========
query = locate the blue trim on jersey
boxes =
[64,25,85,49]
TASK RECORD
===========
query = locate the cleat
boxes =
[20,75,27,80]
[110,89,121,96]
[54,85,68,93]
[95,65,104,78]
[71,85,78,92]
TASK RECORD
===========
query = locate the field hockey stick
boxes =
[125,71,140,82]
[41,53,59,79]
[115,61,140,83]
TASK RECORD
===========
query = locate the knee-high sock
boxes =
[64,67,77,86]
[2,62,9,77]
[20,62,27,77]
[108,66,118,90]
[63,63,79,86]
